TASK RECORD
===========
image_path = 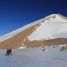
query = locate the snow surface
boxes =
[0,45,67,67]
[27,14,67,41]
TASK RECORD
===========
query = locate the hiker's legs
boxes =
[6,49,12,56]
[9,49,12,55]
[6,51,10,56]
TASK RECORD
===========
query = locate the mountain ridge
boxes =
[0,14,67,49]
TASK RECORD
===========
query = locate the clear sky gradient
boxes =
[0,0,67,35]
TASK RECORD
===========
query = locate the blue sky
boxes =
[0,0,67,35]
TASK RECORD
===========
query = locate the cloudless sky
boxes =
[0,0,67,35]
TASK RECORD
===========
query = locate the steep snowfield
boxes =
[27,14,67,41]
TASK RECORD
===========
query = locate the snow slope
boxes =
[0,14,67,42]
[27,14,67,41]
[0,17,45,42]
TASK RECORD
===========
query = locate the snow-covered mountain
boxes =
[27,14,67,41]
[0,14,67,49]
